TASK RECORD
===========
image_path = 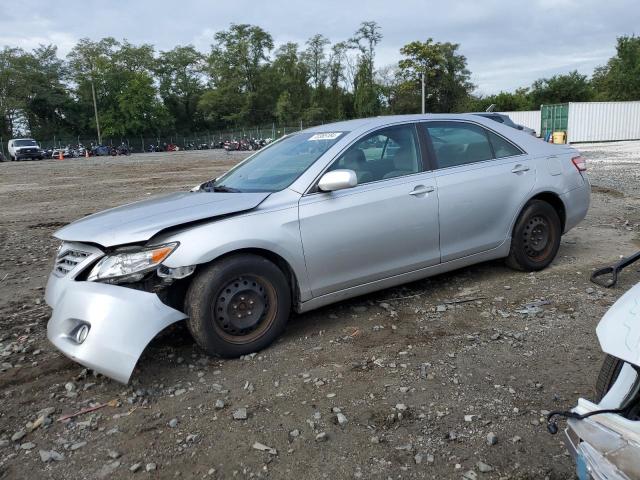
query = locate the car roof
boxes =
[305,114,500,133]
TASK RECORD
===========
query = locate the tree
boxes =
[157,45,206,133]
[529,70,593,106]
[203,24,274,126]
[22,45,76,140]
[270,43,310,121]
[350,21,383,117]
[67,38,168,139]
[467,88,533,112]
[303,34,330,91]
[592,35,640,101]
[395,39,473,113]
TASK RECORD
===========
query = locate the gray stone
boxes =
[129,463,142,472]
[11,430,26,442]
[39,449,63,462]
[233,408,247,420]
[336,413,348,426]
[107,450,121,459]
[20,442,36,450]
[315,432,328,442]
[486,432,498,446]
[168,418,178,428]
[214,399,225,409]
[477,461,493,473]
[146,463,157,472]
[70,441,87,451]
[97,461,121,479]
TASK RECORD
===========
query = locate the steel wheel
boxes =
[522,215,551,260]
[211,275,277,344]
[506,199,561,271]
[185,254,291,357]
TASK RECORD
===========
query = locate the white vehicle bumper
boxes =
[564,398,640,480]
[45,254,187,383]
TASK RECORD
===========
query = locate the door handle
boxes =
[409,186,435,196]
[511,164,530,174]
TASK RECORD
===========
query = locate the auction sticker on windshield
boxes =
[308,132,342,141]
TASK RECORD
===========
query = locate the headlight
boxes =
[87,242,178,283]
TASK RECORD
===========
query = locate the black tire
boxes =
[185,254,291,357]
[595,354,624,402]
[506,200,561,271]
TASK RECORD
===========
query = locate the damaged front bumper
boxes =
[564,398,640,480]
[45,243,187,383]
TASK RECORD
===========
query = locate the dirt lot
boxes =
[1,142,639,479]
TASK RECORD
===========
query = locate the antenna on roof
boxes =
[486,104,496,112]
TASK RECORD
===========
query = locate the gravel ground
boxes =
[1,142,640,479]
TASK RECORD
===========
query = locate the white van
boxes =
[8,138,43,161]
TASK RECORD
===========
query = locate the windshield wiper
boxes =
[212,184,242,193]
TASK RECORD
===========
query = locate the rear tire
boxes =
[506,200,561,271]
[185,254,291,357]
[595,354,624,402]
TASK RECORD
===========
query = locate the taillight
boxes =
[572,155,587,172]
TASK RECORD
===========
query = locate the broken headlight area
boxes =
[86,242,179,283]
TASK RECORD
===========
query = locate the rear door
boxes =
[422,121,536,262]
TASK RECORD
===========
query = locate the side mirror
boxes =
[517,125,524,130]
[318,169,358,192]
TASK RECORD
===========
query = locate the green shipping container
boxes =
[540,103,569,141]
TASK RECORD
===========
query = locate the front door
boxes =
[298,123,440,297]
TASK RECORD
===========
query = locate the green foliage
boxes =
[529,70,593,106]
[390,39,474,113]
[0,26,638,141]
[592,35,640,101]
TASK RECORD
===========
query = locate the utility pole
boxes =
[421,72,426,114]
[91,78,102,145]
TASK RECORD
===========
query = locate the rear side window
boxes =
[425,122,493,169]
[486,130,523,158]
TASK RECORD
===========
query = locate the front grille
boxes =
[54,248,92,277]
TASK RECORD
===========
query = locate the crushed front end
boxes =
[45,241,189,383]
[562,362,640,480]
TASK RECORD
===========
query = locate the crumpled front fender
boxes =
[46,278,187,383]
[596,282,640,369]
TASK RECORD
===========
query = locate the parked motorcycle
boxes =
[547,252,640,480]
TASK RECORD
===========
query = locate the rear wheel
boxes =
[185,254,291,357]
[506,200,561,271]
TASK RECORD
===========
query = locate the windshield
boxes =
[211,132,346,192]
[14,139,38,147]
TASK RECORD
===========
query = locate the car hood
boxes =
[54,191,270,247]
[596,281,640,369]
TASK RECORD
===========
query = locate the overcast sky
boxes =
[1,0,638,95]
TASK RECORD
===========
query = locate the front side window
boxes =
[486,130,523,158]
[426,122,494,169]
[328,124,421,184]
[212,132,346,192]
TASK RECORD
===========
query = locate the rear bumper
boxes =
[45,272,186,383]
[562,178,591,233]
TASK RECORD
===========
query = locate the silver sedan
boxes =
[45,114,590,382]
